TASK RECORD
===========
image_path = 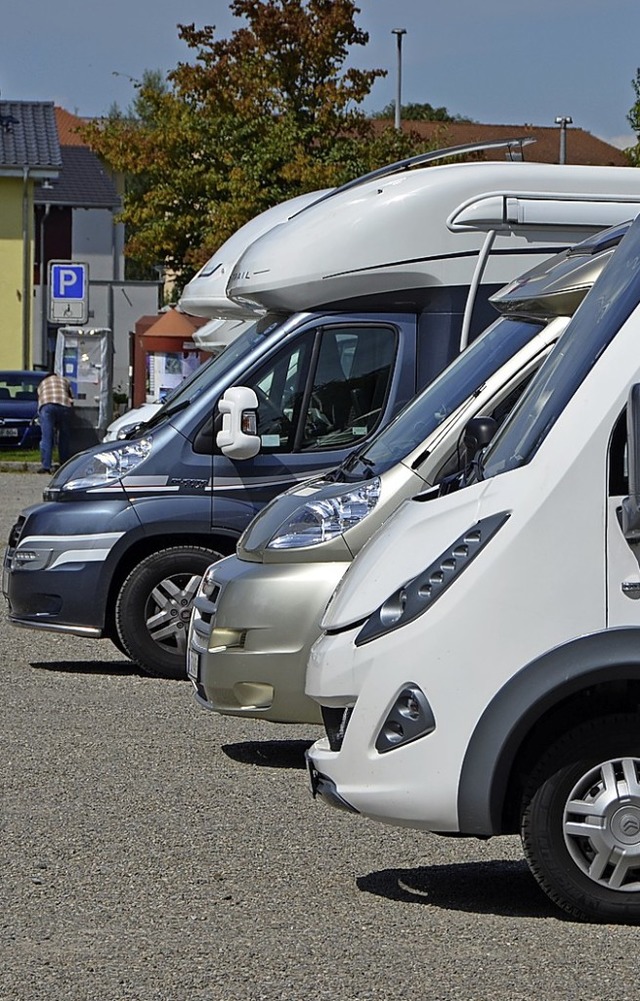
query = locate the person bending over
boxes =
[36,371,74,474]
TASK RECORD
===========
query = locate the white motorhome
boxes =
[306,214,640,925]
[187,223,626,723]
[228,151,640,365]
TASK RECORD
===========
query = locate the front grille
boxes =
[321,705,353,752]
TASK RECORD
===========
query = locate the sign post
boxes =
[48,261,89,324]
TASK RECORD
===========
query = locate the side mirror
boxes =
[462,415,498,463]
[622,384,640,538]
[439,415,498,496]
[216,386,261,460]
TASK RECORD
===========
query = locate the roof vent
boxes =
[0,113,19,134]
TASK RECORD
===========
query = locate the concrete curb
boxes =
[0,461,48,473]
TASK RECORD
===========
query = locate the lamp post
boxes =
[555,115,573,164]
[392,28,407,131]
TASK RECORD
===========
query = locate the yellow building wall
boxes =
[0,177,34,369]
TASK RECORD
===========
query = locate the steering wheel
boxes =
[253,386,284,423]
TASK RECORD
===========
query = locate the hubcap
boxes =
[563,756,640,891]
[144,572,203,654]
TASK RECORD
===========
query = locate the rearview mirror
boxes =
[462,415,498,463]
[216,386,261,460]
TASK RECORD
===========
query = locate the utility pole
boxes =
[392,29,407,131]
[555,115,573,164]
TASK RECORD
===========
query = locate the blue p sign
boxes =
[51,264,86,300]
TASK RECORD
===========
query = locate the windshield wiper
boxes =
[144,398,192,430]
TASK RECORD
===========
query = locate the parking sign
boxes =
[48,261,89,323]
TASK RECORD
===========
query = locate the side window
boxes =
[199,324,397,456]
[430,367,541,485]
[609,409,628,496]
[249,334,313,451]
[300,325,397,451]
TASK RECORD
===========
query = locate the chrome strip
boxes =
[9,618,102,638]
[48,548,117,569]
[17,532,124,549]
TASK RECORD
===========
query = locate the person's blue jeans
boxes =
[39,403,72,470]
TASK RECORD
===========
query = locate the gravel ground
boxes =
[1,470,640,1001]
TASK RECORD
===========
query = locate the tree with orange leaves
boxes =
[83,1,429,292]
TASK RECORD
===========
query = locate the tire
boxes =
[108,628,130,658]
[521,713,640,924]
[115,546,223,680]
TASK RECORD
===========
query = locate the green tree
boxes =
[83,1,432,290]
[372,101,473,123]
[100,70,170,281]
[626,67,640,166]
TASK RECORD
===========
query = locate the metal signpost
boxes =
[48,261,89,324]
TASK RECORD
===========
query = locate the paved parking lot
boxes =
[2,471,640,1001]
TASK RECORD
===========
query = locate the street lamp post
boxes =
[392,28,407,131]
[555,115,573,164]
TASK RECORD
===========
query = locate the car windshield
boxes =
[0,373,43,399]
[142,317,273,431]
[337,316,544,481]
[481,215,640,479]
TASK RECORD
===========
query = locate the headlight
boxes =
[355,511,510,646]
[62,439,153,491]
[267,478,381,550]
[198,564,221,600]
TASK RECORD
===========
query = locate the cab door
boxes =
[204,315,414,522]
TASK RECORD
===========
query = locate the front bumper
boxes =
[188,555,348,724]
[3,500,138,635]
[304,624,460,831]
[306,748,359,813]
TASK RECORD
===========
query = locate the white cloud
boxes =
[602,133,636,150]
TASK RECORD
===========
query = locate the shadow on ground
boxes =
[29,659,146,678]
[358,858,564,920]
[222,739,315,769]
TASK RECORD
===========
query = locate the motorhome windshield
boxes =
[481,216,640,479]
[142,318,269,430]
[339,316,544,481]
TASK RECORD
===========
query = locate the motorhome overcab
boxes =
[306,214,640,925]
[179,188,331,318]
[4,150,640,681]
[186,223,627,724]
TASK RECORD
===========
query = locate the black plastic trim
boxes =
[457,628,640,835]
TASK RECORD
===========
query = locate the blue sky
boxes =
[3,0,639,148]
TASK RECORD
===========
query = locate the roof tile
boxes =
[35,146,120,208]
[0,101,61,170]
[376,120,630,166]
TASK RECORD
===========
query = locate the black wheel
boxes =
[107,628,130,658]
[521,714,640,923]
[115,546,223,680]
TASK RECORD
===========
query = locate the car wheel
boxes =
[115,546,223,680]
[108,628,130,658]
[521,713,640,924]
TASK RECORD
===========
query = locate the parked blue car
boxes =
[0,371,46,448]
